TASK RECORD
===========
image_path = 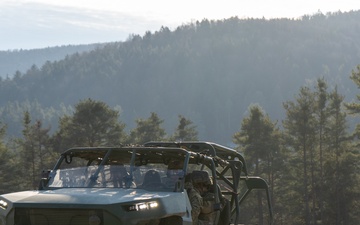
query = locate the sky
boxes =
[1,0,360,50]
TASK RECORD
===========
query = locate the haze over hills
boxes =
[0,1,170,51]
[1,11,360,145]
[0,44,102,78]
[2,0,360,51]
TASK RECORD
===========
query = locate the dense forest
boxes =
[0,11,360,224]
[0,43,101,79]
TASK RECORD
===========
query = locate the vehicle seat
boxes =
[142,169,161,186]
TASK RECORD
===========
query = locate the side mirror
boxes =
[38,170,51,190]
[38,178,49,190]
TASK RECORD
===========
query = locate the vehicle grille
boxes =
[15,208,103,225]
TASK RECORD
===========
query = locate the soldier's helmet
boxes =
[191,170,211,186]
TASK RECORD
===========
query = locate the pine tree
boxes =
[314,77,328,223]
[18,111,53,190]
[129,112,166,144]
[323,86,357,224]
[53,98,127,150]
[20,111,36,189]
[233,104,280,225]
[283,87,317,225]
[345,65,360,138]
[0,123,15,194]
[171,115,198,141]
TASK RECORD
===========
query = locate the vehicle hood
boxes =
[2,188,178,206]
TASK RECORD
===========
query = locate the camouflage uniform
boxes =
[186,171,218,225]
[185,182,203,225]
[191,171,216,225]
[199,192,216,225]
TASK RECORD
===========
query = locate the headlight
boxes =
[125,201,159,212]
[0,200,7,210]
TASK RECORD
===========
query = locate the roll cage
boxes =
[41,142,273,225]
[145,141,273,225]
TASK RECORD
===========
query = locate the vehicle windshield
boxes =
[47,147,188,192]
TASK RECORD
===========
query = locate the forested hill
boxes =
[1,11,360,144]
[0,44,102,79]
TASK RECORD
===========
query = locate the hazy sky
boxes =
[1,0,360,50]
[16,0,360,20]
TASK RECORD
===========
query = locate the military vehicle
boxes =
[0,141,272,225]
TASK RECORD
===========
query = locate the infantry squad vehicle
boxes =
[0,141,273,225]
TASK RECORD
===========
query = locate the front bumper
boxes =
[0,189,192,225]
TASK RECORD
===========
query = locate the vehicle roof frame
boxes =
[145,141,273,225]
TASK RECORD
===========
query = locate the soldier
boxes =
[186,170,217,225]
[185,173,203,225]
[163,160,184,189]
[196,171,216,225]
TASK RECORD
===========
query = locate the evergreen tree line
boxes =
[234,67,360,224]
[1,68,360,224]
[0,98,199,191]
